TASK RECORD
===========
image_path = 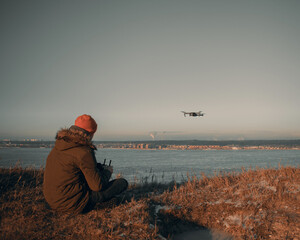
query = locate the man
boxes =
[43,114,128,213]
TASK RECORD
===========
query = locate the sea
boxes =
[1,147,299,183]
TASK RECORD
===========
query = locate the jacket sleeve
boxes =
[79,151,112,192]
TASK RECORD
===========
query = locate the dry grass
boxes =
[156,166,300,239]
[0,166,299,239]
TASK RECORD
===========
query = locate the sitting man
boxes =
[43,114,128,213]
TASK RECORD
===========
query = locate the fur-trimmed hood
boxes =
[55,127,97,150]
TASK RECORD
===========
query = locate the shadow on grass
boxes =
[113,181,233,240]
[127,180,180,200]
[146,199,233,240]
[119,179,233,240]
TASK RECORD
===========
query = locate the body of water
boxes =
[0,148,299,183]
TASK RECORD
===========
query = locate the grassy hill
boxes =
[1,165,299,239]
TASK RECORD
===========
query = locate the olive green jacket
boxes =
[43,128,111,213]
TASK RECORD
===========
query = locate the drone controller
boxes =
[96,159,112,171]
[103,159,112,166]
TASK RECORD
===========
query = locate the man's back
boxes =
[43,128,98,213]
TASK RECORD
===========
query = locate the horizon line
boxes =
[2,138,300,142]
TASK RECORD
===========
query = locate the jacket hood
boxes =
[55,128,97,151]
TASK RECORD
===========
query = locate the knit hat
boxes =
[74,114,97,134]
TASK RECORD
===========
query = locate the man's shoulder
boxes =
[71,145,94,157]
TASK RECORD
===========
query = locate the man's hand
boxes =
[103,165,113,174]
[96,163,104,170]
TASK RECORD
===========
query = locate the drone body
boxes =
[181,111,205,117]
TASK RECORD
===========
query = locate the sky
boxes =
[1,0,300,141]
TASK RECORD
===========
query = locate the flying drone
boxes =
[181,111,205,117]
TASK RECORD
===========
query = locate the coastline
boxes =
[96,145,300,150]
[1,139,300,151]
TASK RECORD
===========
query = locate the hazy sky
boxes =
[1,0,299,140]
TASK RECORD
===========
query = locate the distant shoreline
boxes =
[1,139,300,150]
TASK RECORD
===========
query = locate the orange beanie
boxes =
[75,114,97,134]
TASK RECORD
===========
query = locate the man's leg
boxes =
[101,178,128,201]
[90,178,128,205]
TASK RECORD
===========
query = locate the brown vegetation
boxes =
[0,166,299,239]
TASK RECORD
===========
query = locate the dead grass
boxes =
[0,166,299,239]
[156,166,300,239]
